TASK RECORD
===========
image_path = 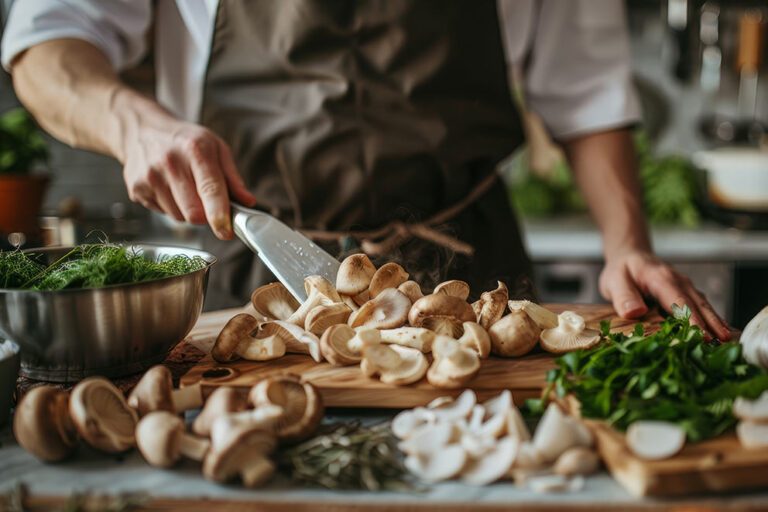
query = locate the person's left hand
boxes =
[599,250,731,340]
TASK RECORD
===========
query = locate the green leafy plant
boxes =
[546,305,768,442]
[0,107,49,175]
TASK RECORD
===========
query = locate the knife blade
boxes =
[231,203,340,302]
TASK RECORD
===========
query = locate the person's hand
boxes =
[121,120,256,240]
[599,250,731,340]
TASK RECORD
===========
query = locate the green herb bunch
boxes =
[0,108,49,175]
[0,250,45,288]
[548,305,768,442]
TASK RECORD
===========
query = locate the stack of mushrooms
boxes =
[13,366,323,489]
[214,254,604,388]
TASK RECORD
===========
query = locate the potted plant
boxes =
[0,107,50,236]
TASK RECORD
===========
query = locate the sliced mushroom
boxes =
[513,441,545,470]
[506,405,531,442]
[69,377,138,453]
[426,389,477,422]
[427,336,480,389]
[369,262,409,298]
[532,403,592,463]
[13,386,78,462]
[361,344,428,385]
[488,309,541,357]
[405,444,467,483]
[460,436,518,486]
[336,253,376,296]
[398,280,424,303]
[128,365,203,417]
[251,282,299,321]
[391,407,433,440]
[457,322,491,358]
[626,421,685,460]
[250,375,324,443]
[203,427,277,488]
[192,387,248,437]
[378,327,435,352]
[472,281,509,329]
[348,288,411,330]
[286,275,341,327]
[737,421,768,448]
[553,447,600,477]
[480,390,514,438]
[409,294,476,338]
[734,391,768,421]
[256,321,322,362]
[540,311,601,354]
[136,411,211,468]
[509,300,558,329]
[212,313,286,363]
[398,421,457,456]
[304,302,352,336]
[433,280,470,301]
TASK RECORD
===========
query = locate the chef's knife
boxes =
[231,202,340,302]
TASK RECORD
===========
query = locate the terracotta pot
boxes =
[0,175,50,235]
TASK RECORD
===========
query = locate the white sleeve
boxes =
[1,0,152,72]
[521,0,642,140]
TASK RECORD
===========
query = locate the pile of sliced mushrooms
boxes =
[392,390,600,490]
[214,254,602,388]
[13,366,323,489]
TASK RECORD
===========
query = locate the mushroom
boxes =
[398,421,457,456]
[250,375,324,443]
[368,262,409,298]
[433,280,470,301]
[212,313,286,363]
[506,405,531,442]
[192,387,248,437]
[409,294,476,338]
[508,300,559,329]
[69,377,138,453]
[128,365,203,417]
[336,253,376,296]
[286,275,342,327]
[391,407,434,440]
[136,411,211,468]
[532,403,592,463]
[553,447,600,477]
[513,441,545,470]
[527,474,585,493]
[209,404,284,450]
[256,320,322,362]
[203,427,277,488]
[361,344,428,385]
[251,282,299,321]
[320,324,380,365]
[626,421,685,460]
[488,308,541,357]
[398,280,424,303]
[478,390,514,438]
[348,288,411,330]
[340,294,361,311]
[426,389,477,422]
[737,421,768,448]
[460,436,518,486]
[734,391,768,421]
[378,327,435,352]
[427,336,480,389]
[457,322,491,358]
[404,444,467,483]
[13,386,78,462]
[304,302,353,336]
[472,281,508,329]
[540,311,601,354]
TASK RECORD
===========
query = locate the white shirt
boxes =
[1,0,640,139]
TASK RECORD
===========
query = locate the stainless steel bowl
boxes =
[0,244,216,382]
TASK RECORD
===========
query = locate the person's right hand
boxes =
[121,120,256,240]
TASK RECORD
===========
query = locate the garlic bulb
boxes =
[740,306,768,369]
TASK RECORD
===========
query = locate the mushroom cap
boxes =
[69,377,138,453]
[457,322,491,358]
[473,281,509,329]
[539,311,601,354]
[127,365,174,417]
[336,254,376,296]
[509,300,558,329]
[404,443,467,483]
[408,294,476,333]
[320,324,362,365]
[251,282,300,321]
[286,275,342,326]
[192,387,248,437]
[426,336,480,389]
[211,313,261,363]
[361,344,428,385]
[136,410,186,468]
[626,420,685,460]
[488,309,541,357]
[460,436,518,486]
[203,428,277,487]
[378,327,435,353]
[397,280,424,303]
[368,262,409,298]
[348,288,411,330]
[304,302,352,336]
[13,386,78,462]
[734,391,768,421]
[433,280,471,301]
[256,321,322,362]
[250,375,324,443]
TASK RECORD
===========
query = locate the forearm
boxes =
[562,128,651,260]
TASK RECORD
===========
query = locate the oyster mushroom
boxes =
[506,405,531,442]
[553,447,600,477]
[427,336,480,389]
[391,407,434,440]
[508,300,559,329]
[336,253,376,296]
[192,387,248,437]
[532,403,592,463]
[368,262,409,298]
[128,365,203,417]
[398,280,424,303]
[479,390,514,438]
[409,294,476,338]
[398,421,458,456]
[433,280,470,301]
[320,324,380,365]
[461,436,518,486]
[203,427,277,488]
[472,281,509,329]
[426,389,477,422]
[626,421,685,460]
[304,302,352,336]
[286,275,342,327]
[348,288,411,330]
[540,311,601,354]
[212,313,286,363]
[361,344,428,385]
[250,375,324,443]
[136,411,210,468]
[488,308,541,357]
[404,444,467,483]
[69,377,138,453]
[256,320,322,362]
[13,386,78,462]
[457,322,491,358]
[251,282,299,321]
[378,327,435,352]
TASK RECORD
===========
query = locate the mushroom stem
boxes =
[179,433,212,461]
[172,383,203,413]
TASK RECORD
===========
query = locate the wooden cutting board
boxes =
[180,304,663,408]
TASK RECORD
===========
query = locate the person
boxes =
[1,0,731,339]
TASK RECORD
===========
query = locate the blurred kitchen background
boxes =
[1,0,767,327]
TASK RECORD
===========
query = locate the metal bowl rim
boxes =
[0,242,217,295]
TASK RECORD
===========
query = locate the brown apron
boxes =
[200,0,533,309]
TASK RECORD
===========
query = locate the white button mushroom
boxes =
[136,411,210,468]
